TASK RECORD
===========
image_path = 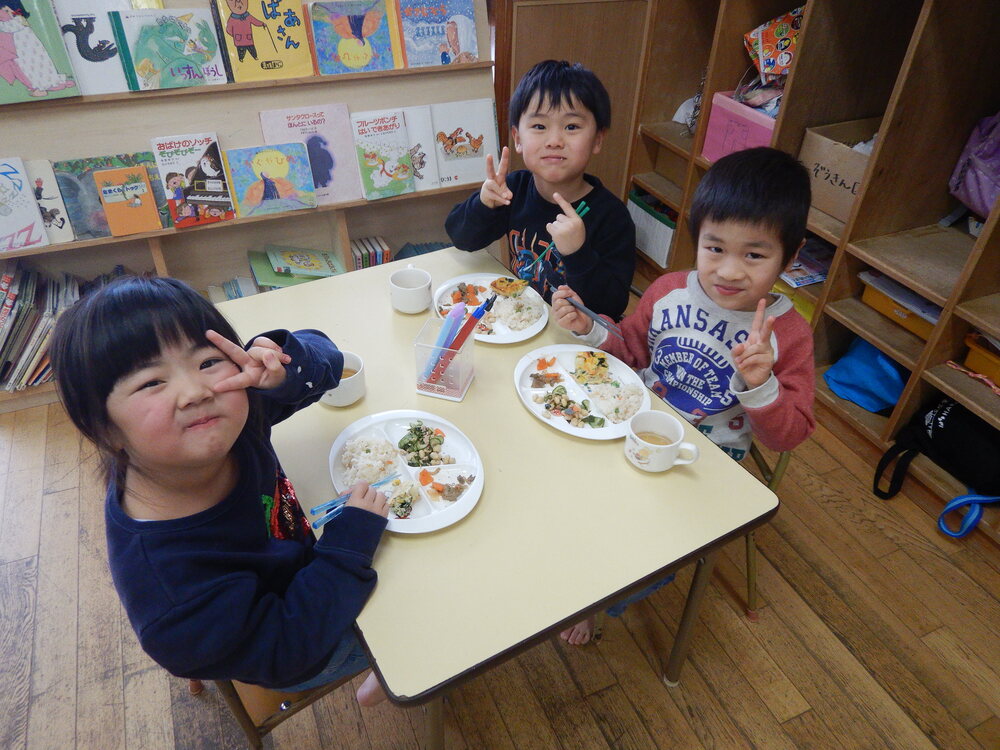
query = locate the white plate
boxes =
[433,273,548,344]
[328,410,484,533]
[513,345,652,440]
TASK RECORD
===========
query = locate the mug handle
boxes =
[674,442,699,465]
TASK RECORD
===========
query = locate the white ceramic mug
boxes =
[624,410,699,472]
[320,351,365,407]
[389,265,432,314]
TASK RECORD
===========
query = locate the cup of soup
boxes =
[320,351,365,407]
[624,410,699,472]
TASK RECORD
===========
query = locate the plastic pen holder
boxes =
[415,317,474,402]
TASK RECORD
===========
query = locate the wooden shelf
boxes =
[639,121,694,159]
[795,283,822,305]
[807,206,845,245]
[923,363,1000,432]
[847,225,974,306]
[824,297,926,370]
[0,382,58,415]
[4,183,480,262]
[955,293,1000,339]
[0,61,495,114]
[632,172,683,211]
[814,366,888,443]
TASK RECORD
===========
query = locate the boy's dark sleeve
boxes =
[445,190,510,251]
[561,198,636,321]
[251,329,343,425]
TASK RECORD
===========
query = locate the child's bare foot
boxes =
[356,670,387,707]
[559,616,597,646]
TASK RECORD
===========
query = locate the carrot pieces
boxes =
[419,469,433,486]
[431,482,445,493]
[536,356,556,371]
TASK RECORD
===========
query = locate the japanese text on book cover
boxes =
[350,109,415,200]
[309,0,403,75]
[211,0,313,82]
[151,133,234,227]
[398,0,477,68]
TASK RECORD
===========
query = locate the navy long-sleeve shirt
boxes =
[104,329,387,689]
[445,170,636,320]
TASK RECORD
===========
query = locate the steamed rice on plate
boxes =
[493,294,542,331]
[341,436,397,485]
[588,383,644,424]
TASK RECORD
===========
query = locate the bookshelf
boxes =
[623,0,1000,543]
[1,0,495,413]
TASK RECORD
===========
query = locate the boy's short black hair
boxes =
[689,147,811,265]
[50,275,259,485]
[509,60,611,131]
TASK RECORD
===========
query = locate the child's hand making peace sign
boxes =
[731,299,776,390]
[479,146,513,209]
[207,329,292,393]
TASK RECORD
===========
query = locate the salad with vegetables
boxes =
[398,420,456,467]
[533,385,605,428]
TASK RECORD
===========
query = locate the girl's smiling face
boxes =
[105,338,248,477]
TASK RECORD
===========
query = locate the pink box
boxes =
[701,91,776,163]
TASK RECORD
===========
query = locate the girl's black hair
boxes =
[688,147,811,265]
[49,275,261,485]
[509,60,611,131]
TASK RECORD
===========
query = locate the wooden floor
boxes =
[2,400,999,750]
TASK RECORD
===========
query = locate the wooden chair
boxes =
[744,443,791,621]
[213,670,363,750]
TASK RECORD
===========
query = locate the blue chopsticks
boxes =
[524,200,590,274]
[311,472,399,529]
[566,297,626,342]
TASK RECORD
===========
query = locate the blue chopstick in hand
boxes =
[310,472,399,529]
[565,297,626,343]
[524,200,590,274]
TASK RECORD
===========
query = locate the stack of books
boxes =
[350,237,393,270]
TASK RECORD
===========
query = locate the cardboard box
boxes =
[701,91,776,163]
[627,191,675,268]
[798,117,881,223]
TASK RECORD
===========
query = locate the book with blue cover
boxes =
[221,143,317,218]
[308,0,404,75]
[397,0,478,68]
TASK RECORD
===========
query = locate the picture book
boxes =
[350,109,414,200]
[780,237,835,288]
[247,250,321,289]
[150,132,234,228]
[52,152,170,240]
[0,0,81,105]
[108,8,227,91]
[430,97,498,187]
[309,0,404,76]
[402,105,439,191]
[221,143,317,218]
[52,0,131,96]
[0,157,48,251]
[93,165,162,236]
[209,0,313,83]
[259,103,364,205]
[397,0,478,68]
[264,243,345,277]
[24,159,74,244]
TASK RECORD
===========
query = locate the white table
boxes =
[220,248,778,746]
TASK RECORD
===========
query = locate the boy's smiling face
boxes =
[696,218,794,312]
[512,93,604,197]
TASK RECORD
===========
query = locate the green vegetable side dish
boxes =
[398,420,455,467]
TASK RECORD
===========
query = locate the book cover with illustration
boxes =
[309,0,404,76]
[350,109,414,200]
[430,97,498,187]
[24,159,74,244]
[397,0,478,68]
[0,157,48,251]
[221,143,317,218]
[0,0,80,105]
[52,152,170,240]
[209,0,313,83]
[150,132,234,228]
[93,165,161,235]
[52,0,131,95]
[265,243,345,277]
[247,250,322,289]
[109,7,227,91]
[259,103,363,205]
[401,105,439,191]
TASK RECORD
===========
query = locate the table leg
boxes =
[663,551,718,687]
[423,694,445,750]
